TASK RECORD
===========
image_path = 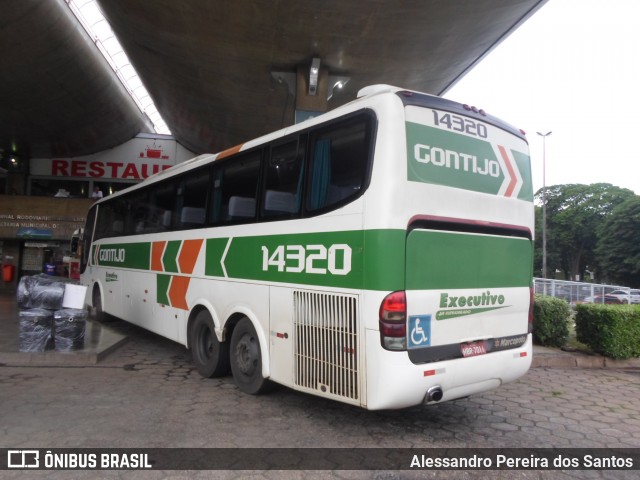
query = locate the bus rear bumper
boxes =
[364,332,532,410]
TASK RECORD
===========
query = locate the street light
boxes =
[537,131,552,280]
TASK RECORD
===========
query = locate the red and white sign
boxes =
[31,135,194,180]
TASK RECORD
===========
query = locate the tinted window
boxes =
[145,181,176,233]
[80,206,97,272]
[94,197,126,240]
[89,111,374,239]
[177,168,209,228]
[124,190,149,235]
[209,151,261,224]
[262,139,305,219]
[306,115,372,212]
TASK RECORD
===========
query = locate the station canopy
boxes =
[0,0,547,161]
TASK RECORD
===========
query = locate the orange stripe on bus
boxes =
[498,145,518,197]
[178,239,203,274]
[168,276,190,310]
[215,143,243,160]
[151,241,167,271]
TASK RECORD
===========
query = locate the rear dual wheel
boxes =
[230,317,271,394]
[190,310,230,378]
[191,312,270,394]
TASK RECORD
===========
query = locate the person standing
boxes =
[91,186,103,199]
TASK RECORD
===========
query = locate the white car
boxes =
[606,289,640,304]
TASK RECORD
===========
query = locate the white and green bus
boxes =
[80,85,534,410]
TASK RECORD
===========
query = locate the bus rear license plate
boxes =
[461,341,486,358]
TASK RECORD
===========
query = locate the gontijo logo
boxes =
[414,145,501,178]
[405,114,532,201]
[100,248,125,262]
[93,245,126,265]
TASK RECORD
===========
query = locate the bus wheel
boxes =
[92,286,105,323]
[230,317,270,394]
[190,310,230,378]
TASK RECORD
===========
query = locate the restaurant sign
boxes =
[29,134,191,181]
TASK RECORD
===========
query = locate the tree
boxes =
[535,183,634,281]
[596,196,640,287]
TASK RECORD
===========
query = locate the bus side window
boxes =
[146,180,176,233]
[306,115,371,212]
[80,205,97,273]
[178,168,209,228]
[261,138,305,219]
[93,202,111,240]
[93,198,125,240]
[123,191,149,235]
[209,152,261,225]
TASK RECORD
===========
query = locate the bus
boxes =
[80,85,534,410]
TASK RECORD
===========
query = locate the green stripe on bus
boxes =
[204,238,230,277]
[95,229,407,291]
[204,229,405,291]
[92,242,151,269]
[406,230,532,290]
[157,274,171,305]
[513,150,534,201]
[163,240,181,273]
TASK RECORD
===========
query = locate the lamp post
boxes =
[537,131,552,280]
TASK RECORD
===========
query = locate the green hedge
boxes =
[575,304,640,359]
[533,294,571,347]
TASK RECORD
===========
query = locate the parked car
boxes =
[593,294,625,304]
[606,289,640,304]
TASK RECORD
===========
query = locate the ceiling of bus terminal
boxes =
[0,0,547,161]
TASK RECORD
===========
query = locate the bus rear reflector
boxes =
[379,291,407,351]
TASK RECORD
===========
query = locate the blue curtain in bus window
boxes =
[293,138,307,212]
[295,163,304,212]
[310,139,331,209]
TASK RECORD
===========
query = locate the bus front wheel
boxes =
[230,317,270,394]
[190,310,230,378]
[92,286,105,323]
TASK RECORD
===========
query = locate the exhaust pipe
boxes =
[426,386,443,403]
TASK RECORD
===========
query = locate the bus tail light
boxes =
[379,291,407,351]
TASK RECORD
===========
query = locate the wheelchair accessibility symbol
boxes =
[408,315,431,349]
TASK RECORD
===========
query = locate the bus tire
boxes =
[230,317,270,395]
[190,310,230,378]
[92,286,106,323]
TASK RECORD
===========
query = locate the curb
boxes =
[532,346,640,369]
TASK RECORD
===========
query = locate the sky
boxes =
[445,0,640,195]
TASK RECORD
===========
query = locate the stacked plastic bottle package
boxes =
[17,274,88,352]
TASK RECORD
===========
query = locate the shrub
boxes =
[575,304,640,359]
[532,294,571,347]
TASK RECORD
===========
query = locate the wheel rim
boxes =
[235,333,259,376]
[197,325,213,361]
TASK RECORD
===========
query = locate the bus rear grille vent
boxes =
[293,291,359,402]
